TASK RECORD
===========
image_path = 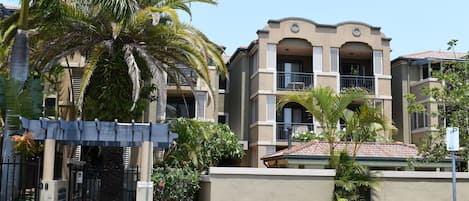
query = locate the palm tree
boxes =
[31,0,225,118]
[343,103,396,159]
[278,87,367,157]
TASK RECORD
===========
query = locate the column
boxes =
[136,141,154,201]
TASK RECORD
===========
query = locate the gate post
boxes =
[40,139,68,201]
[136,141,154,201]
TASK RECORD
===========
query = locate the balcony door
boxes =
[282,62,303,87]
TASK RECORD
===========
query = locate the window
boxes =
[251,97,258,123]
[411,104,430,130]
[251,51,259,76]
[313,46,323,72]
[44,97,56,117]
[166,97,195,119]
[330,48,339,73]
[218,114,227,124]
[373,50,383,75]
[219,75,227,91]
[373,99,384,115]
[266,96,276,121]
[421,63,442,80]
[195,92,207,120]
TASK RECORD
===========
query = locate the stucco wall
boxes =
[372,171,469,201]
[199,167,335,201]
[200,168,469,201]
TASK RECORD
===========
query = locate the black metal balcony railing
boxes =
[276,122,314,141]
[167,68,197,86]
[277,72,313,90]
[340,75,375,94]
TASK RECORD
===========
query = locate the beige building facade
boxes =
[227,17,393,167]
[391,51,467,144]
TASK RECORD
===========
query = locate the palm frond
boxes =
[77,45,105,112]
[123,44,141,111]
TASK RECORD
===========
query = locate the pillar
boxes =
[136,141,154,201]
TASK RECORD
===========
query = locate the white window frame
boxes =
[266,95,276,122]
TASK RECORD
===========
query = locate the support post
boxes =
[452,151,457,201]
[136,141,154,201]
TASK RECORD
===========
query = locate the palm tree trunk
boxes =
[1,0,30,199]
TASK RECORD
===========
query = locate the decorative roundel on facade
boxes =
[352,27,361,37]
[291,23,300,33]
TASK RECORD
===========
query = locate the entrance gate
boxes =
[68,164,139,201]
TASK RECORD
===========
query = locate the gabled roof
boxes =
[262,141,421,160]
[395,50,467,61]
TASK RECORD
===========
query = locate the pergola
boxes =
[20,117,178,201]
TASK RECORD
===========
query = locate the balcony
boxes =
[277,72,313,91]
[276,122,314,141]
[167,67,197,86]
[340,75,375,94]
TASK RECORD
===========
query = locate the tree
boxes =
[29,0,226,117]
[278,86,367,156]
[408,40,469,163]
[343,103,395,159]
[333,151,378,201]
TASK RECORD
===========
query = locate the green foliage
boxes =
[292,130,324,142]
[332,151,377,201]
[1,75,43,131]
[164,118,244,172]
[11,133,44,157]
[152,164,200,201]
[82,51,155,122]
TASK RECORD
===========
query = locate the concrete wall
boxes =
[199,167,335,201]
[372,171,469,201]
[200,167,469,201]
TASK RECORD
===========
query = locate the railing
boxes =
[277,72,313,90]
[340,75,375,94]
[167,68,197,86]
[276,122,314,141]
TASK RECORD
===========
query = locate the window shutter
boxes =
[195,92,207,120]
[313,47,323,72]
[330,48,339,73]
[373,50,383,75]
[266,96,276,121]
[266,44,277,70]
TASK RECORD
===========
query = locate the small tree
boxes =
[278,87,367,157]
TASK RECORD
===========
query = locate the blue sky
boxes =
[2,0,469,59]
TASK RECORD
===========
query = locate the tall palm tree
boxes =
[278,87,367,157]
[32,0,226,117]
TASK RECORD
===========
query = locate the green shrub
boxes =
[291,130,324,142]
[152,163,200,201]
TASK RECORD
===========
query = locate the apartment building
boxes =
[227,17,393,167]
[391,51,467,144]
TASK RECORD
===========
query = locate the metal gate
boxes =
[68,165,139,201]
[0,157,42,201]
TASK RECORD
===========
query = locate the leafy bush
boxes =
[164,118,244,172]
[152,163,200,201]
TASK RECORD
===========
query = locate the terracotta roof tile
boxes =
[262,141,420,159]
[399,50,467,60]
